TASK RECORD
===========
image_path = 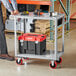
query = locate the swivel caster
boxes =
[16,58,23,65]
[56,57,62,64]
[23,57,29,61]
[49,61,57,69]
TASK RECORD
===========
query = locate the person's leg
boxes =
[0,4,8,54]
[0,4,14,61]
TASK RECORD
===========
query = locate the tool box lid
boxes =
[18,33,46,42]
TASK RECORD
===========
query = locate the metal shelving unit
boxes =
[50,0,70,40]
[58,0,70,30]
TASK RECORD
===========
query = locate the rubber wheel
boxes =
[56,57,62,64]
[16,59,23,65]
[49,61,57,69]
[23,57,29,61]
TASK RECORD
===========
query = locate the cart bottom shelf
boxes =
[16,50,63,60]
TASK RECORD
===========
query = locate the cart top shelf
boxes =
[13,13,64,20]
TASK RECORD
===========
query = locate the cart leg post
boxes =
[14,17,17,57]
[54,18,58,60]
[51,61,54,66]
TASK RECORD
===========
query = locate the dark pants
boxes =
[0,4,8,54]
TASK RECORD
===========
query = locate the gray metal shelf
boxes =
[16,51,63,60]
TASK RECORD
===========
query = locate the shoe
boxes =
[0,54,15,61]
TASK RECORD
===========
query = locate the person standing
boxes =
[0,0,19,61]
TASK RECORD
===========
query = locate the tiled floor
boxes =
[0,22,76,76]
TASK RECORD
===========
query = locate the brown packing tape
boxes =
[35,26,50,29]
[35,22,50,25]
[35,27,50,31]
[35,28,50,34]
[35,29,41,33]
[35,27,40,29]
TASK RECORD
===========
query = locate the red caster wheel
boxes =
[23,57,29,61]
[49,61,57,69]
[56,57,62,64]
[16,58,23,65]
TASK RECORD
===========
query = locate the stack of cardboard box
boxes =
[35,20,50,35]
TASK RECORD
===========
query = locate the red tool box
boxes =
[18,33,46,55]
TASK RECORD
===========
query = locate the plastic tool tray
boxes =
[18,33,46,55]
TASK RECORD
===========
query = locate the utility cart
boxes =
[14,13,65,69]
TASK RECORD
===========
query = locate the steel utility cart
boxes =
[14,13,64,69]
